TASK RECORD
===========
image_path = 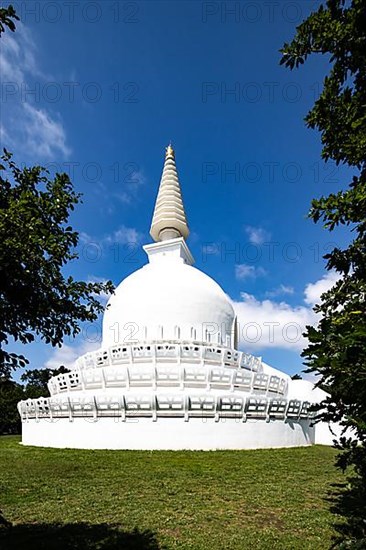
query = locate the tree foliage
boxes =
[0,151,114,376]
[21,366,70,399]
[0,367,70,434]
[0,4,19,36]
[0,377,24,435]
[281,0,366,545]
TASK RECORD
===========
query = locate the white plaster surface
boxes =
[102,240,236,347]
[21,416,316,450]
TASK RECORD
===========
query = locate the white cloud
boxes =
[235,263,266,280]
[0,23,48,81]
[22,103,71,159]
[233,292,316,352]
[0,22,71,160]
[106,225,143,245]
[78,226,144,265]
[201,243,220,260]
[0,123,10,145]
[302,372,320,384]
[245,225,271,245]
[266,284,294,298]
[79,232,92,244]
[232,271,339,353]
[80,225,143,248]
[45,340,99,370]
[304,271,339,307]
[114,170,146,204]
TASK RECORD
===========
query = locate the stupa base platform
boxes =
[20,416,325,450]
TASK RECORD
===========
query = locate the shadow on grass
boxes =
[327,479,366,549]
[0,522,164,550]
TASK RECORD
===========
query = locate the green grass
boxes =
[0,436,345,549]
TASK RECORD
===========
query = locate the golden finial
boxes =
[165,143,175,158]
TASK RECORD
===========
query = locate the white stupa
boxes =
[18,145,334,449]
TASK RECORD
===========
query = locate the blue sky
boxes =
[1,1,351,378]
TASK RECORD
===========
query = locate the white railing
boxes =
[18,394,313,422]
[47,364,287,397]
[74,342,262,372]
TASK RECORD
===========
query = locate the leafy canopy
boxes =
[0,151,114,376]
[20,366,70,399]
[0,367,70,434]
[0,4,19,36]
[0,377,24,435]
[281,0,366,544]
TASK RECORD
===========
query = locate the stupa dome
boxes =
[102,242,236,347]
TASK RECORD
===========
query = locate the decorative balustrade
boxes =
[74,342,262,372]
[25,341,297,427]
[47,364,288,397]
[18,394,313,422]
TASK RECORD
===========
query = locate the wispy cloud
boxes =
[114,169,147,204]
[266,284,295,298]
[201,242,220,258]
[21,103,70,158]
[105,225,143,245]
[235,263,266,281]
[0,22,71,160]
[244,225,271,245]
[79,225,144,250]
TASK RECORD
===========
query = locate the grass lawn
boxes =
[0,436,345,549]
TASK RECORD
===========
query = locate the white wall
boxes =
[21,416,315,450]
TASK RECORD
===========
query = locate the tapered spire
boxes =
[150,144,189,242]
